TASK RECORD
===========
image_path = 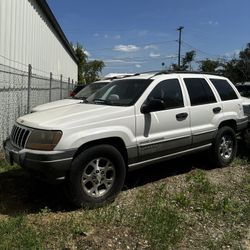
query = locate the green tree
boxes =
[182,50,196,70]
[223,58,242,83]
[171,50,196,71]
[83,60,105,84]
[237,43,250,81]
[199,59,220,72]
[74,43,87,84]
[73,43,105,84]
[222,43,250,83]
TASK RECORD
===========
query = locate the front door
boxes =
[135,78,191,163]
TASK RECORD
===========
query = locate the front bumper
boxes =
[3,138,76,182]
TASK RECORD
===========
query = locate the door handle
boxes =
[213,107,221,114]
[176,112,188,121]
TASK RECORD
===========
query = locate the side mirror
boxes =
[108,94,119,101]
[141,99,165,114]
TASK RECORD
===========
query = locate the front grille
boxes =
[11,124,31,149]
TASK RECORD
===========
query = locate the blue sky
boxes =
[47,0,250,75]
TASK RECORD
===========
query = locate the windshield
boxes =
[75,81,108,99]
[86,79,152,106]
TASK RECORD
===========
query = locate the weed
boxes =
[174,192,190,208]
[0,216,44,249]
[232,157,249,166]
[214,197,235,214]
[39,206,52,214]
[136,202,183,250]
[187,170,215,196]
[0,160,19,173]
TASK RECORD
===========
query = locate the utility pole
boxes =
[177,26,184,68]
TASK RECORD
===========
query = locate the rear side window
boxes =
[210,79,238,101]
[184,78,216,106]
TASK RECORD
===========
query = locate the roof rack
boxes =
[103,74,134,80]
[131,70,223,79]
[151,70,223,77]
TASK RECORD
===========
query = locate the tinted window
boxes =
[210,79,238,101]
[184,78,216,106]
[87,79,152,106]
[146,79,184,109]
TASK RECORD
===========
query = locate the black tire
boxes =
[211,126,237,167]
[68,144,126,208]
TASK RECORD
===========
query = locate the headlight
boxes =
[26,130,62,151]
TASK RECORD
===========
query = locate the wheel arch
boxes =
[73,137,128,166]
[218,119,237,132]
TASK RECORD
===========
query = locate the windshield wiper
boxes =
[82,97,89,103]
[93,98,109,104]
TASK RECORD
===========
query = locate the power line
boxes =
[182,40,220,58]
[87,40,177,52]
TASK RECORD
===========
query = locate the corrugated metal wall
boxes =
[0,0,77,81]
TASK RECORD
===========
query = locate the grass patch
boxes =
[187,169,215,196]
[0,159,19,174]
[0,161,249,249]
[89,186,184,249]
[136,201,182,250]
[0,216,44,249]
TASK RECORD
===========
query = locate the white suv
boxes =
[3,72,248,207]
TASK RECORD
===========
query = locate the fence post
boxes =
[60,74,63,99]
[49,72,52,102]
[68,77,70,97]
[27,64,32,113]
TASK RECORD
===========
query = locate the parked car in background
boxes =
[69,84,86,97]
[31,74,133,112]
[74,80,108,101]
[235,82,250,98]
[235,82,250,123]
[31,80,111,112]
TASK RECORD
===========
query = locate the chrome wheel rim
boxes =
[82,158,116,198]
[219,135,233,160]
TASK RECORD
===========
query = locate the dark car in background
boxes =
[31,80,111,112]
[235,82,250,98]
[69,84,86,97]
[31,74,134,112]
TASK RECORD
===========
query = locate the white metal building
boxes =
[0,0,77,81]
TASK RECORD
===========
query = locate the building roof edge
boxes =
[36,0,78,64]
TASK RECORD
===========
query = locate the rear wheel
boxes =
[211,126,237,167]
[68,144,126,208]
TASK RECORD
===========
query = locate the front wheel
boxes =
[68,145,126,208]
[211,126,237,167]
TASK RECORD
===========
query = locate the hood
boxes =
[17,103,132,130]
[31,99,81,112]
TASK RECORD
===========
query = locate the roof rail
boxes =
[151,70,223,77]
[103,73,134,80]
[133,70,162,76]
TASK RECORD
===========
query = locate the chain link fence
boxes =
[0,63,75,145]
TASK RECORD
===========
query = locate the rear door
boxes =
[181,76,223,146]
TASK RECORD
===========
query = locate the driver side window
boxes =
[146,79,184,110]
